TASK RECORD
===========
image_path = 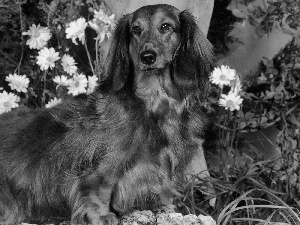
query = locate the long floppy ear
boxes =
[99,14,132,93]
[172,10,215,99]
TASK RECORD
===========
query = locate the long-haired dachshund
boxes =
[0,4,214,225]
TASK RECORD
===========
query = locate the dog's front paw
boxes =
[85,212,119,225]
[83,212,119,225]
[155,203,176,214]
[99,213,120,225]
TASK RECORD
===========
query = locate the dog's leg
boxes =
[71,171,119,225]
[159,194,176,213]
[158,181,182,214]
[0,176,25,225]
[86,187,119,225]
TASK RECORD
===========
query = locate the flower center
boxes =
[3,101,10,108]
[46,56,53,63]
[33,30,40,38]
[220,74,227,81]
[75,81,80,87]
[226,100,235,108]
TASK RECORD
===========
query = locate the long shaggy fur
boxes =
[0,4,214,225]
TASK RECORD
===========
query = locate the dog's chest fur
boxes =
[134,70,185,117]
[99,93,195,213]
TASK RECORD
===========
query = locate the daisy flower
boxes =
[5,73,30,93]
[0,91,19,114]
[229,74,243,96]
[67,73,88,96]
[88,20,102,34]
[65,17,87,45]
[218,92,243,111]
[104,14,115,26]
[93,9,115,25]
[36,47,60,71]
[99,25,112,43]
[88,21,112,42]
[210,65,236,88]
[89,10,115,43]
[87,75,99,94]
[22,24,52,50]
[53,75,70,87]
[93,9,106,21]
[61,54,77,75]
[45,97,62,108]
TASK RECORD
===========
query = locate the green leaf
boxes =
[290,114,300,127]
[231,9,245,19]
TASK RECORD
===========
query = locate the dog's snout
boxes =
[140,50,157,65]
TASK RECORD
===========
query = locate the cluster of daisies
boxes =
[0,9,115,115]
[210,65,243,111]
[0,74,29,114]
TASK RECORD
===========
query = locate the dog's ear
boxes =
[172,11,215,99]
[99,14,132,93]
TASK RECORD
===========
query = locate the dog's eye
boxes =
[161,23,172,33]
[132,26,142,35]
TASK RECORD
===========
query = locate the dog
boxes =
[0,4,214,225]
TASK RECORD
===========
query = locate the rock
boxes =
[120,211,216,225]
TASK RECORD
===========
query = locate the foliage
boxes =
[198,60,299,222]
[217,188,300,225]
[0,0,113,109]
[229,0,300,37]
[227,0,300,205]
[188,1,300,224]
[178,157,300,224]
[211,0,300,197]
[0,0,26,81]
[242,38,300,201]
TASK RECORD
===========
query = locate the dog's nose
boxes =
[140,50,157,65]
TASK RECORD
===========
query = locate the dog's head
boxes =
[129,5,181,72]
[100,4,214,101]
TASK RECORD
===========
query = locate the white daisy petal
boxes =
[67,73,88,96]
[88,10,115,41]
[87,75,99,94]
[45,97,62,108]
[53,75,70,87]
[61,54,77,75]
[36,47,60,71]
[22,24,52,50]
[5,73,30,93]
[218,93,243,111]
[210,65,236,88]
[0,91,19,114]
[65,17,87,45]
[93,9,106,21]
[229,75,243,96]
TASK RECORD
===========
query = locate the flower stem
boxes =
[42,70,46,107]
[218,86,223,145]
[95,38,99,75]
[14,1,25,75]
[230,111,238,148]
[84,39,95,75]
